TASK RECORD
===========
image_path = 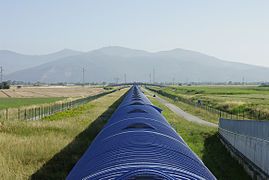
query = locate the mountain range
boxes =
[1,46,269,83]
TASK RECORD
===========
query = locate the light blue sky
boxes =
[1,0,269,67]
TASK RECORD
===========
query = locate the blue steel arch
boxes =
[67,85,216,180]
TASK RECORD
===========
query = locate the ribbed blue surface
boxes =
[67,85,216,180]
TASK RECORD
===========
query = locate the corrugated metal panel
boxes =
[219,118,269,141]
[219,118,269,175]
[67,85,216,180]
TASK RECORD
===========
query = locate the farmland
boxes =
[0,86,105,110]
[0,86,252,179]
[148,85,269,120]
[0,89,127,179]
[0,86,104,98]
[0,85,254,179]
[0,97,64,110]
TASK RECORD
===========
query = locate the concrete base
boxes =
[219,133,269,180]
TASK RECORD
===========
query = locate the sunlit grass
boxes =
[0,97,64,110]
[0,89,127,179]
[149,85,269,120]
[148,96,250,180]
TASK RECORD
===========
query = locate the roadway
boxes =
[143,88,218,128]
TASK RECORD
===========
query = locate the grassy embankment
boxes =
[0,89,127,180]
[149,85,269,120]
[148,95,250,179]
[0,97,64,110]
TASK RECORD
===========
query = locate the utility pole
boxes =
[124,73,127,84]
[82,67,85,87]
[153,68,155,83]
[186,77,189,85]
[149,73,152,84]
[0,66,3,83]
[115,77,120,84]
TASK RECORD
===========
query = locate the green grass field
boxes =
[149,85,269,120]
[0,89,127,179]
[0,97,64,110]
[147,95,250,179]
[0,87,250,179]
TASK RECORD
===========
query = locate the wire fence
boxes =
[145,86,269,121]
[0,89,117,121]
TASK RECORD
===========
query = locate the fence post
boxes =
[24,109,27,120]
[38,106,41,119]
[42,106,44,118]
[6,108,8,120]
[18,108,20,120]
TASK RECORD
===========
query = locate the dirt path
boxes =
[143,88,218,128]
[0,90,11,97]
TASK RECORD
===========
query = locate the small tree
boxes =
[0,81,10,89]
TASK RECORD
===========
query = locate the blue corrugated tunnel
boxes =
[67,85,216,180]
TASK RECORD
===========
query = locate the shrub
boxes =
[0,81,10,89]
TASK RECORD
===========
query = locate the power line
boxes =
[0,66,3,83]
[82,67,85,87]
[153,68,155,83]
[115,77,119,84]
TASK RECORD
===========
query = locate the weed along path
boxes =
[143,88,217,128]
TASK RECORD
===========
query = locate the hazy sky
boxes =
[1,0,269,67]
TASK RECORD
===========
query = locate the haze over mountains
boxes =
[1,46,269,83]
[0,49,82,74]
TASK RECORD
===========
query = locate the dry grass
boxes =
[0,89,127,180]
[0,86,104,98]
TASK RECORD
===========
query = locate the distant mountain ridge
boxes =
[0,49,82,74]
[2,46,269,83]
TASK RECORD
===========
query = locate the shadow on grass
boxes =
[31,93,125,180]
[202,133,251,180]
